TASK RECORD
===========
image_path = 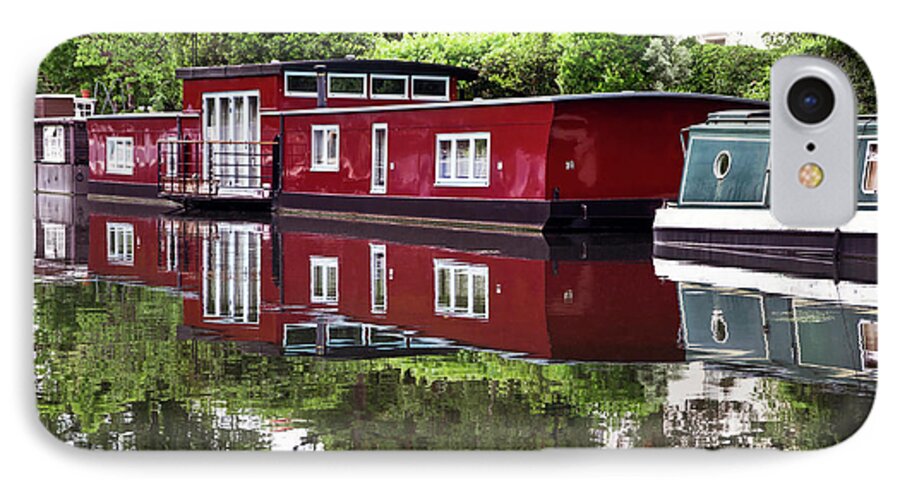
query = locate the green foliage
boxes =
[556,33,654,93]
[682,43,776,100]
[642,37,693,91]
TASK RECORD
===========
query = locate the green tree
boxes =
[556,33,654,94]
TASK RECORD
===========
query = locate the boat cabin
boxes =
[34,94,95,194]
[84,58,767,229]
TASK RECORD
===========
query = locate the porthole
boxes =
[713,150,731,180]
[710,309,729,344]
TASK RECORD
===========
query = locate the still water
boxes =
[33,196,876,450]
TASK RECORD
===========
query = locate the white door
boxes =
[371,123,388,194]
[203,91,260,195]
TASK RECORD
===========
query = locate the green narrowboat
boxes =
[653,110,877,283]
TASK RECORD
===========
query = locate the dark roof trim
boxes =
[261,92,768,118]
[176,58,479,81]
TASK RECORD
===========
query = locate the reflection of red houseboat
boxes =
[84,206,683,362]
[84,58,766,230]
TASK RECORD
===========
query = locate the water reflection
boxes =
[33,195,876,450]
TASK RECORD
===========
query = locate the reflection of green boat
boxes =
[656,258,876,390]
[654,111,878,283]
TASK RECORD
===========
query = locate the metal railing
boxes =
[157,139,279,200]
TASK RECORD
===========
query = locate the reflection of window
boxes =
[311,125,340,172]
[106,136,134,175]
[43,223,66,260]
[370,244,387,313]
[285,72,318,97]
[310,256,339,304]
[159,220,180,272]
[106,222,134,265]
[435,133,490,186]
[412,76,449,100]
[859,319,878,370]
[42,125,65,163]
[371,75,408,99]
[434,259,488,319]
[710,309,728,343]
[327,73,366,98]
[862,141,878,194]
[202,224,261,324]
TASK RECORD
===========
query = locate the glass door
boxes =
[202,91,260,195]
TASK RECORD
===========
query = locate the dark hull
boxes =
[653,227,877,284]
[277,192,661,231]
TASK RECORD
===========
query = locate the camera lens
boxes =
[787,77,835,124]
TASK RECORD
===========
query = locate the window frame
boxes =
[369,243,387,314]
[411,75,450,101]
[105,136,135,176]
[370,123,388,193]
[862,140,878,195]
[370,74,409,100]
[106,222,134,266]
[284,71,319,98]
[433,259,489,319]
[434,132,491,187]
[310,256,339,305]
[42,125,65,163]
[310,125,341,172]
[327,73,368,99]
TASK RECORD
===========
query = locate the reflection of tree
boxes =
[34,280,874,450]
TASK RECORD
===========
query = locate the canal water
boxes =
[33,196,876,450]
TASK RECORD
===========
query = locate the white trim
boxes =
[105,136,134,175]
[654,205,876,235]
[284,71,319,98]
[655,258,877,308]
[327,73,367,99]
[370,123,388,194]
[311,124,340,172]
[370,74,409,100]
[310,256,339,305]
[433,259,489,319]
[411,75,450,101]
[434,132,491,187]
[369,243,387,314]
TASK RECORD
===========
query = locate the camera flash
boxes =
[798,162,824,188]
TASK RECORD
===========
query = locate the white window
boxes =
[74,98,94,119]
[371,123,388,193]
[370,244,387,314]
[327,73,367,99]
[371,74,408,99]
[285,71,319,97]
[106,136,134,175]
[412,76,449,101]
[435,133,490,187]
[311,125,340,172]
[163,137,179,178]
[310,256,339,304]
[862,141,878,194]
[43,223,67,260]
[106,222,134,265]
[434,259,489,319]
[42,125,65,163]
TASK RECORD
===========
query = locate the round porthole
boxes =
[713,150,731,180]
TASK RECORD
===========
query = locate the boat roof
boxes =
[703,109,877,126]
[261,91,768,117]
[176,58,479,81]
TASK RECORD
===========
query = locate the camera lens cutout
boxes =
[788,77,835,124]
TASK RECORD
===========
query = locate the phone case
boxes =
[33,32,876,450]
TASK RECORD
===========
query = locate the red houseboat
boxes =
[85,58,767,230]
